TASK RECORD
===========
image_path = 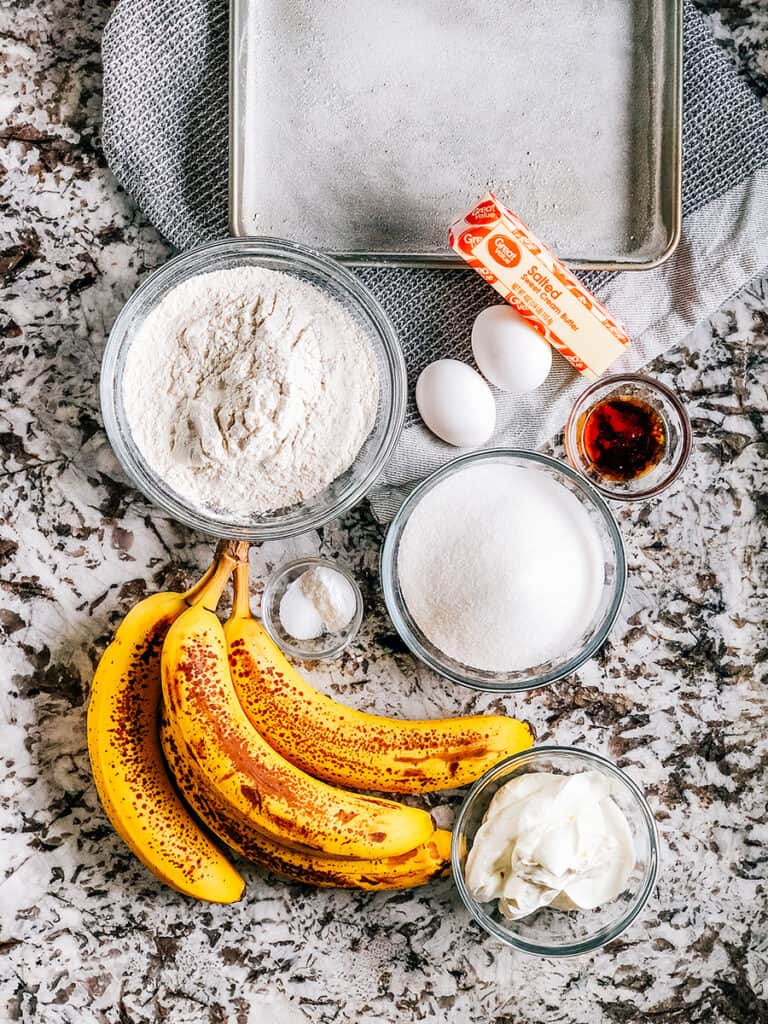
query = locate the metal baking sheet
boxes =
[230,0,682,270]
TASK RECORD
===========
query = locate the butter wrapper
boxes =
[449,194,630,379]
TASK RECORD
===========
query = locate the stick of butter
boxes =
[449,194,630,379]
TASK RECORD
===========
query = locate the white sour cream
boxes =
[464,770,636,921]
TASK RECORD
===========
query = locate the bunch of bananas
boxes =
[87,542,534,903]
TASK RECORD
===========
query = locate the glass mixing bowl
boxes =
[451,747,659,957]
[100,237,406,540]
[380,449,626,693]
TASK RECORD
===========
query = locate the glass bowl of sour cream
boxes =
[451,746,659,957]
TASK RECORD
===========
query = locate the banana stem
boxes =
[222,539,251,563]
[229,560,253,621]
[191,541,250,612]
[183,559,218,603]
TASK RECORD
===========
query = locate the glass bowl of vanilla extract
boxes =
[565,374,691,501]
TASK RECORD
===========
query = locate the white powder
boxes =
[279,567,357,640]
[122,267,379,517]
[397,463,605,673]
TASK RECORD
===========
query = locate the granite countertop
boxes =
[1,3,767,1023]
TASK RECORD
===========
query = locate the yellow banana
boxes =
[161,601,435,859]
[224,563,534,793]
[87,545,247,903]
[160,718,451,890]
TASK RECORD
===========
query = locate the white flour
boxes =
[397,463,605,672]
[122,267,379,516]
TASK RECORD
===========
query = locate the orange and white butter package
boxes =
[449,194,630,379]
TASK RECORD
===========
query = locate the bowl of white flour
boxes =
[101,237,405,539]
[381,450,626,692]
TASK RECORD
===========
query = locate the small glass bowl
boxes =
[261,557,364,660]
[380,450,626,693]
[564,374,691,501]
[100,237,406,540]
[451,746,659,957]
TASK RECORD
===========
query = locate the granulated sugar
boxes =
[397,463,605,673]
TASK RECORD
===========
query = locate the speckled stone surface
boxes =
[1,3,767,1023]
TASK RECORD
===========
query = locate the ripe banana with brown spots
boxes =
[224,562,534,793]
[161,596,435,860]
[160,717,451,890]
[86,545,247,903]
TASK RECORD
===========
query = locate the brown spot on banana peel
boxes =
[240,784,263,811]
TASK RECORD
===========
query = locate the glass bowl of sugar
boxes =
[380,449,626,693]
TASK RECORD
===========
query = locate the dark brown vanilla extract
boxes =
[581,395,666,482]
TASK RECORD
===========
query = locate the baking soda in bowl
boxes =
[397,463,604,673]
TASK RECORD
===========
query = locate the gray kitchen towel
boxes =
[102,0,768,521]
